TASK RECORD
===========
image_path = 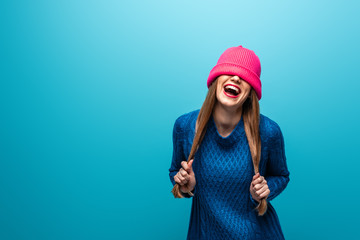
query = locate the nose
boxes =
[230,75,241,84]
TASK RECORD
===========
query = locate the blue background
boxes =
[1,0,359,239]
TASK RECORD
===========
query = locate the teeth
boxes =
[225,85,239,94]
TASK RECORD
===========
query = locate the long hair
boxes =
[171,78,267,216]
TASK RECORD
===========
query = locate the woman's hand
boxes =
[250,173,270,203]
[174,159,196,194]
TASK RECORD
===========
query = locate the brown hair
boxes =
[171,78,267,216]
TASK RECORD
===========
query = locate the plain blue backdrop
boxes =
[1,0,359,239]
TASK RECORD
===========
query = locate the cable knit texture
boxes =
[169,109,290,240]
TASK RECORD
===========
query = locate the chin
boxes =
[218,98,242,109]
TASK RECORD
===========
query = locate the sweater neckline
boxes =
[209,114,245,147]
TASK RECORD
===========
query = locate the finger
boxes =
[179,168,188,177]
[176,171,185,181]
[179,169,190,182]
[181,161,188,171]
[253,184,262,193]
[254,178,267,189]
[256,184,268,196]
[182,178,188,185]
[180,173,189,184]
[174,175,179,183]
[252,173,260,180]
[252,188,261,198]
[252,178,261,186]
[260,189,270,199]
[254,181,266,191]
[178,173,186,182]
[174,175,184,186]
[257,176,264,182]
[181,161,192,173]
[259,176,265,183]
[181,161,187,170]
[252,177,263,187]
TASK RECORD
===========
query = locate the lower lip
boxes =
[223,89,240,98]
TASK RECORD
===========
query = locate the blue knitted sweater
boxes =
[169,109,290,240]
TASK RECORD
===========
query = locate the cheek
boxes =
[216,89,222,101]
[217,86,223,96]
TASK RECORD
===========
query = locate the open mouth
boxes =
[223,84,240,98]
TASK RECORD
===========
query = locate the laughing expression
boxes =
[215,75,252,110]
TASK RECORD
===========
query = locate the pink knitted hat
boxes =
[207,45,262,100]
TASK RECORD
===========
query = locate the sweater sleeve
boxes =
[168,117,195,198]
[250,193,260,206]
[264,123,290,202]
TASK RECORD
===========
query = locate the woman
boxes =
[168,45,290,240]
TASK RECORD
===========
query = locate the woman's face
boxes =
[215,75,252,111]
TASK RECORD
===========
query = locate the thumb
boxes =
[186,159,194,173]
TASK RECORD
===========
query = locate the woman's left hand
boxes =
[250,173,270,203]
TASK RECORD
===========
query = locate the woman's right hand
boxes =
[174,159,196,194]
